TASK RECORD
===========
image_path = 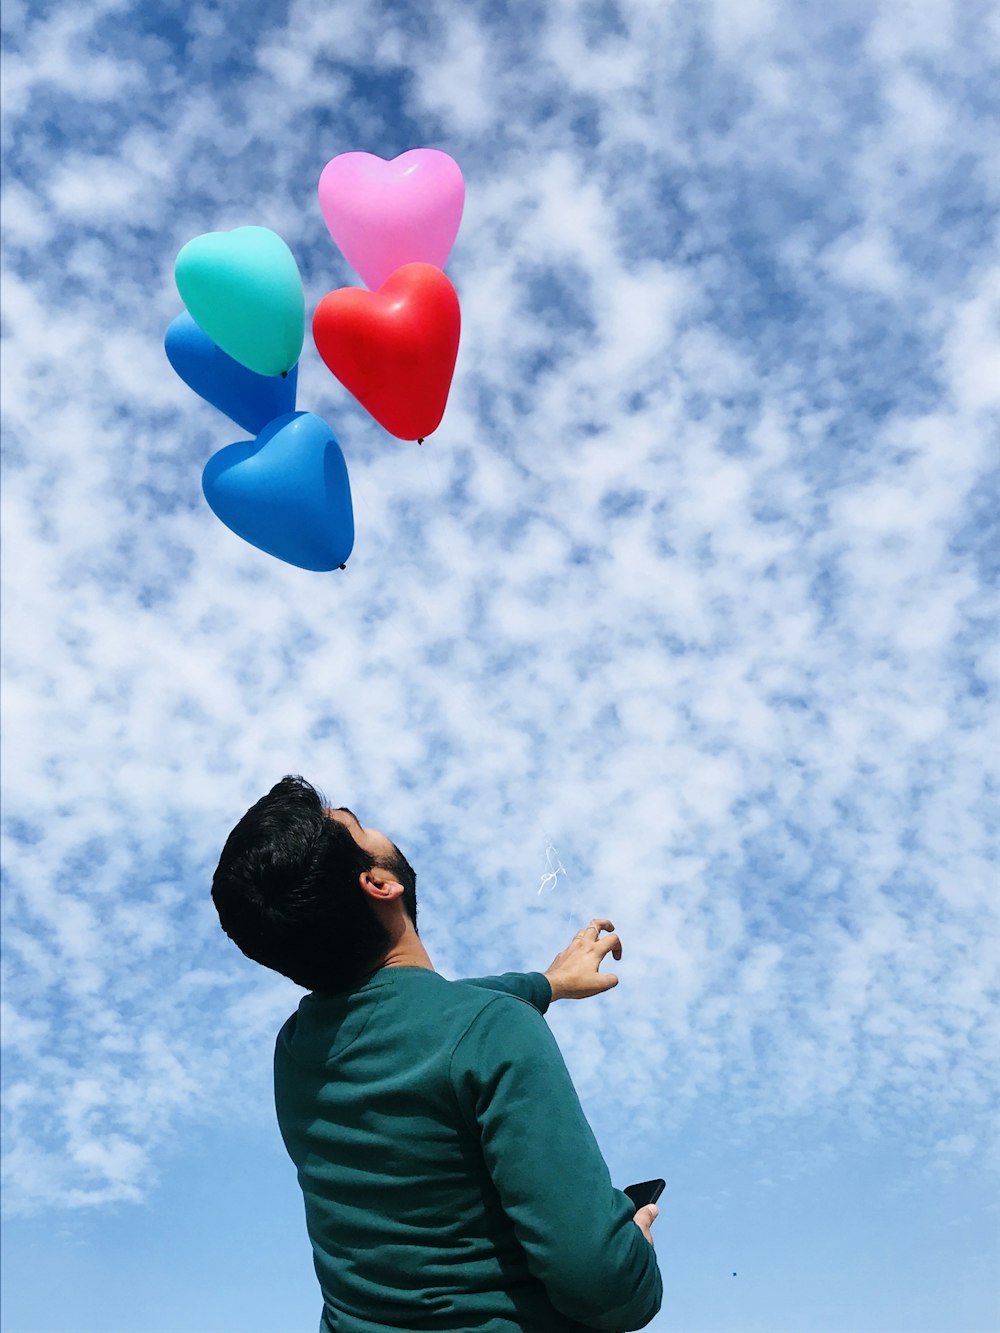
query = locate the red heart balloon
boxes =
[312,262,461,441]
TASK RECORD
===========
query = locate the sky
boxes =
[1,0,999,1330]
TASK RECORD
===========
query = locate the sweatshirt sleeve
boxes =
[453,970,553,1014]
[450,995,662,1331]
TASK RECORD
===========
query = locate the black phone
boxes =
[624,1178,665,1210]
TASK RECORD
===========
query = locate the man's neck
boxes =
[378,937,435,972]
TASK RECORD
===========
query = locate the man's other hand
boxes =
[543,919,622,1000]
[633,1203,659,1246]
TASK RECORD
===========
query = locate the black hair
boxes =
[211,775,413,992]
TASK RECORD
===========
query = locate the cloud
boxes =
[1,0,998,1216]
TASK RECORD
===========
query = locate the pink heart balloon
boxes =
[318,149,464,290]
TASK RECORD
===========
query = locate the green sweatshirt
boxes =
[274,966,663,1332]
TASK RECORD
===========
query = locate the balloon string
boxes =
[537,844,566,894]
[536,821,576,938]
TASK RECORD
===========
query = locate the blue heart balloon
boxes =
[165,312,298,435]
[203,412,354,571]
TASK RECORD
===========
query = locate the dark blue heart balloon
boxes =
[165,311,298,435]
[202,412,354,571]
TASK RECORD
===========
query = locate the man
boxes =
[212,775,662,1332]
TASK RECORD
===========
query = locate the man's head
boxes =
[211,775,417,992]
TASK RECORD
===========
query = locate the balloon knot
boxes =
[339,564,347,571]
[281,371,288,379]
[417,437,425,446]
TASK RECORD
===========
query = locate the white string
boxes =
[535,829,579,935]
[537,839,567,895]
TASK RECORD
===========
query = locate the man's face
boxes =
[326,808,417,897]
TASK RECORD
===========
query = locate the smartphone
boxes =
[624,1178,665,1210]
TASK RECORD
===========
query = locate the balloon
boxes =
[175,226,304,376]
[202,412,354,571]
[312,263,460,441]
[164,312,298,435]
[318,149,464,290]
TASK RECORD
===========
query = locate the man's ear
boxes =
[359,869,383,895]
[360,869,401,897]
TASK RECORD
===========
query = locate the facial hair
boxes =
[375,843,418,933]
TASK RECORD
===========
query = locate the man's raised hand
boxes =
[543,919,622,1001]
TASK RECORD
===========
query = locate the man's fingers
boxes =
[573,922,623,960]
[633,1203,658,1246]
[582,918,615,935]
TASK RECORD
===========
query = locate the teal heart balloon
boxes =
[175,226,304,377]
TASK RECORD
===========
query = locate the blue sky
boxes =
[2,1,999,1331]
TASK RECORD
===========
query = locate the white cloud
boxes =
[412,13,495,135]
[1,0,997,1219]
[822,226,908,297]
[0,2,141,128]
[943,261,1000,415]
[866,0,957,64]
